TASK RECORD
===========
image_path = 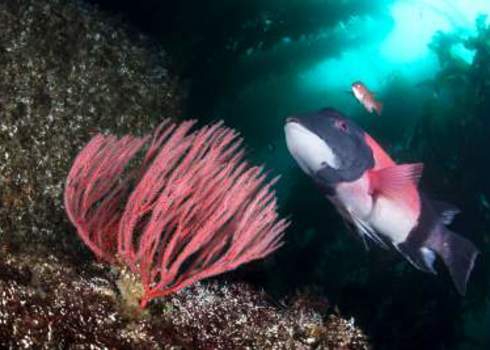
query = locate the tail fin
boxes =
[426,227,479,295]
[374,101,383,116]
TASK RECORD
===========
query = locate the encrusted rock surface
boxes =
[0,0,184,244]
[0,245,370,349]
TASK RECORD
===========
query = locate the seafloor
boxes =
[0,245,369,349]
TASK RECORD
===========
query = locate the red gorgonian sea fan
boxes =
[64,119,288,308]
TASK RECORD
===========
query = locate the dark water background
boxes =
[87,1,490,348]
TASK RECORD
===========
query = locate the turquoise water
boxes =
[91,1,490,348]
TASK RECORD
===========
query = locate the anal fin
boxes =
[374,101,383,116]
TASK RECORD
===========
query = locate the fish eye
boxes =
[334,119,348,132]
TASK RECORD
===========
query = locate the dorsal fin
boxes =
[364,133,395,169]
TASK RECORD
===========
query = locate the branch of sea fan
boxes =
[117,121,288,308]
[64,134,148,262]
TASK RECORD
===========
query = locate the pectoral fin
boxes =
[368,163,424,199]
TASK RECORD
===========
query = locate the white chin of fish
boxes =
[284,122,339,175]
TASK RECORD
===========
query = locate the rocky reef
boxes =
[0,0,183,245]
[0,245,369,349]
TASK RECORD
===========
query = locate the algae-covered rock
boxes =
[0,0,184,245]
[0,245,370,349]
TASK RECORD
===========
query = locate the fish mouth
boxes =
[285,117,326,143]
[285,117,300,124]
[284,118,309,137]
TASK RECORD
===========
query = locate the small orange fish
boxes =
[351,81,383,116]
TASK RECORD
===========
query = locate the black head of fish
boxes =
[284,107,374,185]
